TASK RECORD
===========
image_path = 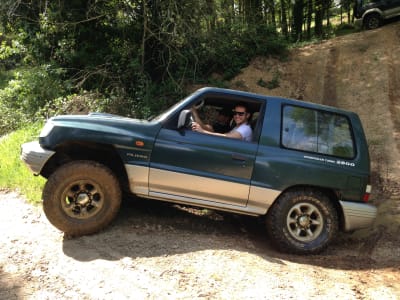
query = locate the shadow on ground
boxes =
[62,195,400,271]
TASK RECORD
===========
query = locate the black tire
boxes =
[42,160,122,236]
[364,14,382,30]
[266,188,338,254]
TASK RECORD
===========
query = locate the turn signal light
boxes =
[135,140,144,147]
[363,184,372,202]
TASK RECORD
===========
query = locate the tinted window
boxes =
[282,105,355,158]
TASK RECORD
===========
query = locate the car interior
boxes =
[185,96,264,142]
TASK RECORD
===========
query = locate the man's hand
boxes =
[191,122,204,133]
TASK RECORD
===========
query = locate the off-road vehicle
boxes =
[21,87,377,254]
[354,0,400,29]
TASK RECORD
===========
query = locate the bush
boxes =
[42,92,107,118]
[0,65,67,135]
[197,24,288,80]
[334,23,359,36]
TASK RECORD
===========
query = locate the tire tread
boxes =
[42,160,122,236]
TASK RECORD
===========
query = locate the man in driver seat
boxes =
[191,107,232,134]
[191,102,253,142]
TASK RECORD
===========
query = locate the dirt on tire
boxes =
[1,23,400,299]
[42,160,122,236]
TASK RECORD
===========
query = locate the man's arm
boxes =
[191,108,215,132]
[192,122,242,139]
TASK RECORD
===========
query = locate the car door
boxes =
[384,0,400,17]
[149,126,258,207]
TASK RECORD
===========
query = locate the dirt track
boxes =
[1,191,399,299]
[1,23,400,299]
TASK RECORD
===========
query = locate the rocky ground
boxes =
[1,23,400,300]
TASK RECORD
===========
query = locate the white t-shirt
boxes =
[232,123,253,142]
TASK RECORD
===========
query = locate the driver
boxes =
[191,107,232,133]
[191,102,252,142]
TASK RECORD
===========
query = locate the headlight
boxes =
[39,121,54,137]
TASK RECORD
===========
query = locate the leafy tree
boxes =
[0,0,356,135]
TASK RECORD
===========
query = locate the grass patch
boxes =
[0,122,45,204]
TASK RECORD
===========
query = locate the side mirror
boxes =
[177,110,194,129]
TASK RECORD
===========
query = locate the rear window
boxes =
[281,105,355,159]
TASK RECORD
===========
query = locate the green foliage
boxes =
[257,78,268,88]
[41,92,107,118]
[0,69,13,89]
[0,65,67,135]
[334,23,359,36]
[0,29,28,68]
[0,123,45,204]
[199,24,288,80]
[269,71,281,89]
[0,0,342,133]
[257,71,281,90]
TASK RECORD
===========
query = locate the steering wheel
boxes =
[188,113,195,128]
[193,99,204,110]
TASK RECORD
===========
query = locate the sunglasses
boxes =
[233,111,246,116]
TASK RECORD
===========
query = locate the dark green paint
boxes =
[38,87,371,203]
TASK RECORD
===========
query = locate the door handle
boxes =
[231,154,246,161]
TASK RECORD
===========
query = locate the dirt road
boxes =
[1,23,400,299]
[1,190,399,299]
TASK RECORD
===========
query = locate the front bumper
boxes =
[20,141,55,175]
[354,18,363,29]
[340,200,377,231]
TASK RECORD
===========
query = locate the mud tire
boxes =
[266,188,338,254]
[364,14,382,30]
[42,160,121,236]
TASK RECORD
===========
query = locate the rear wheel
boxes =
[42,160,121,236]
[266,188,338,254]
[364,14,382,30]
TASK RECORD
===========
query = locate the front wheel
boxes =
[42,160,122,236]
[364,14,381,30]
[266,188,338,254]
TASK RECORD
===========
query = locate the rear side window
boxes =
[281,105,355,158]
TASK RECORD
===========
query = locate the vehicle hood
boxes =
[39,113,162,150]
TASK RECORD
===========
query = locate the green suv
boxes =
[21,87,376,254]
[355,0,400,29]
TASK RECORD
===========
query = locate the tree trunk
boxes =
[325,0,331,28]
[281,0,289,37]
[315,0,323,37]
[292,0,304,41]
[206,0,216,31]
[306,0,313,39]
[141,0,148,73]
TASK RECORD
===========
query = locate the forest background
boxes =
[0,0,356,136]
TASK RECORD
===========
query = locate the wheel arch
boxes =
[40,141,129,192]
[362,9,383,19]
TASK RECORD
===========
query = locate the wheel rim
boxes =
[286,202,324,242]
[367,17,380,29]
[61,180,104,219]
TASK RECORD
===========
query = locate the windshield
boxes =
[149,89,204,122]
[149,97,187,122]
